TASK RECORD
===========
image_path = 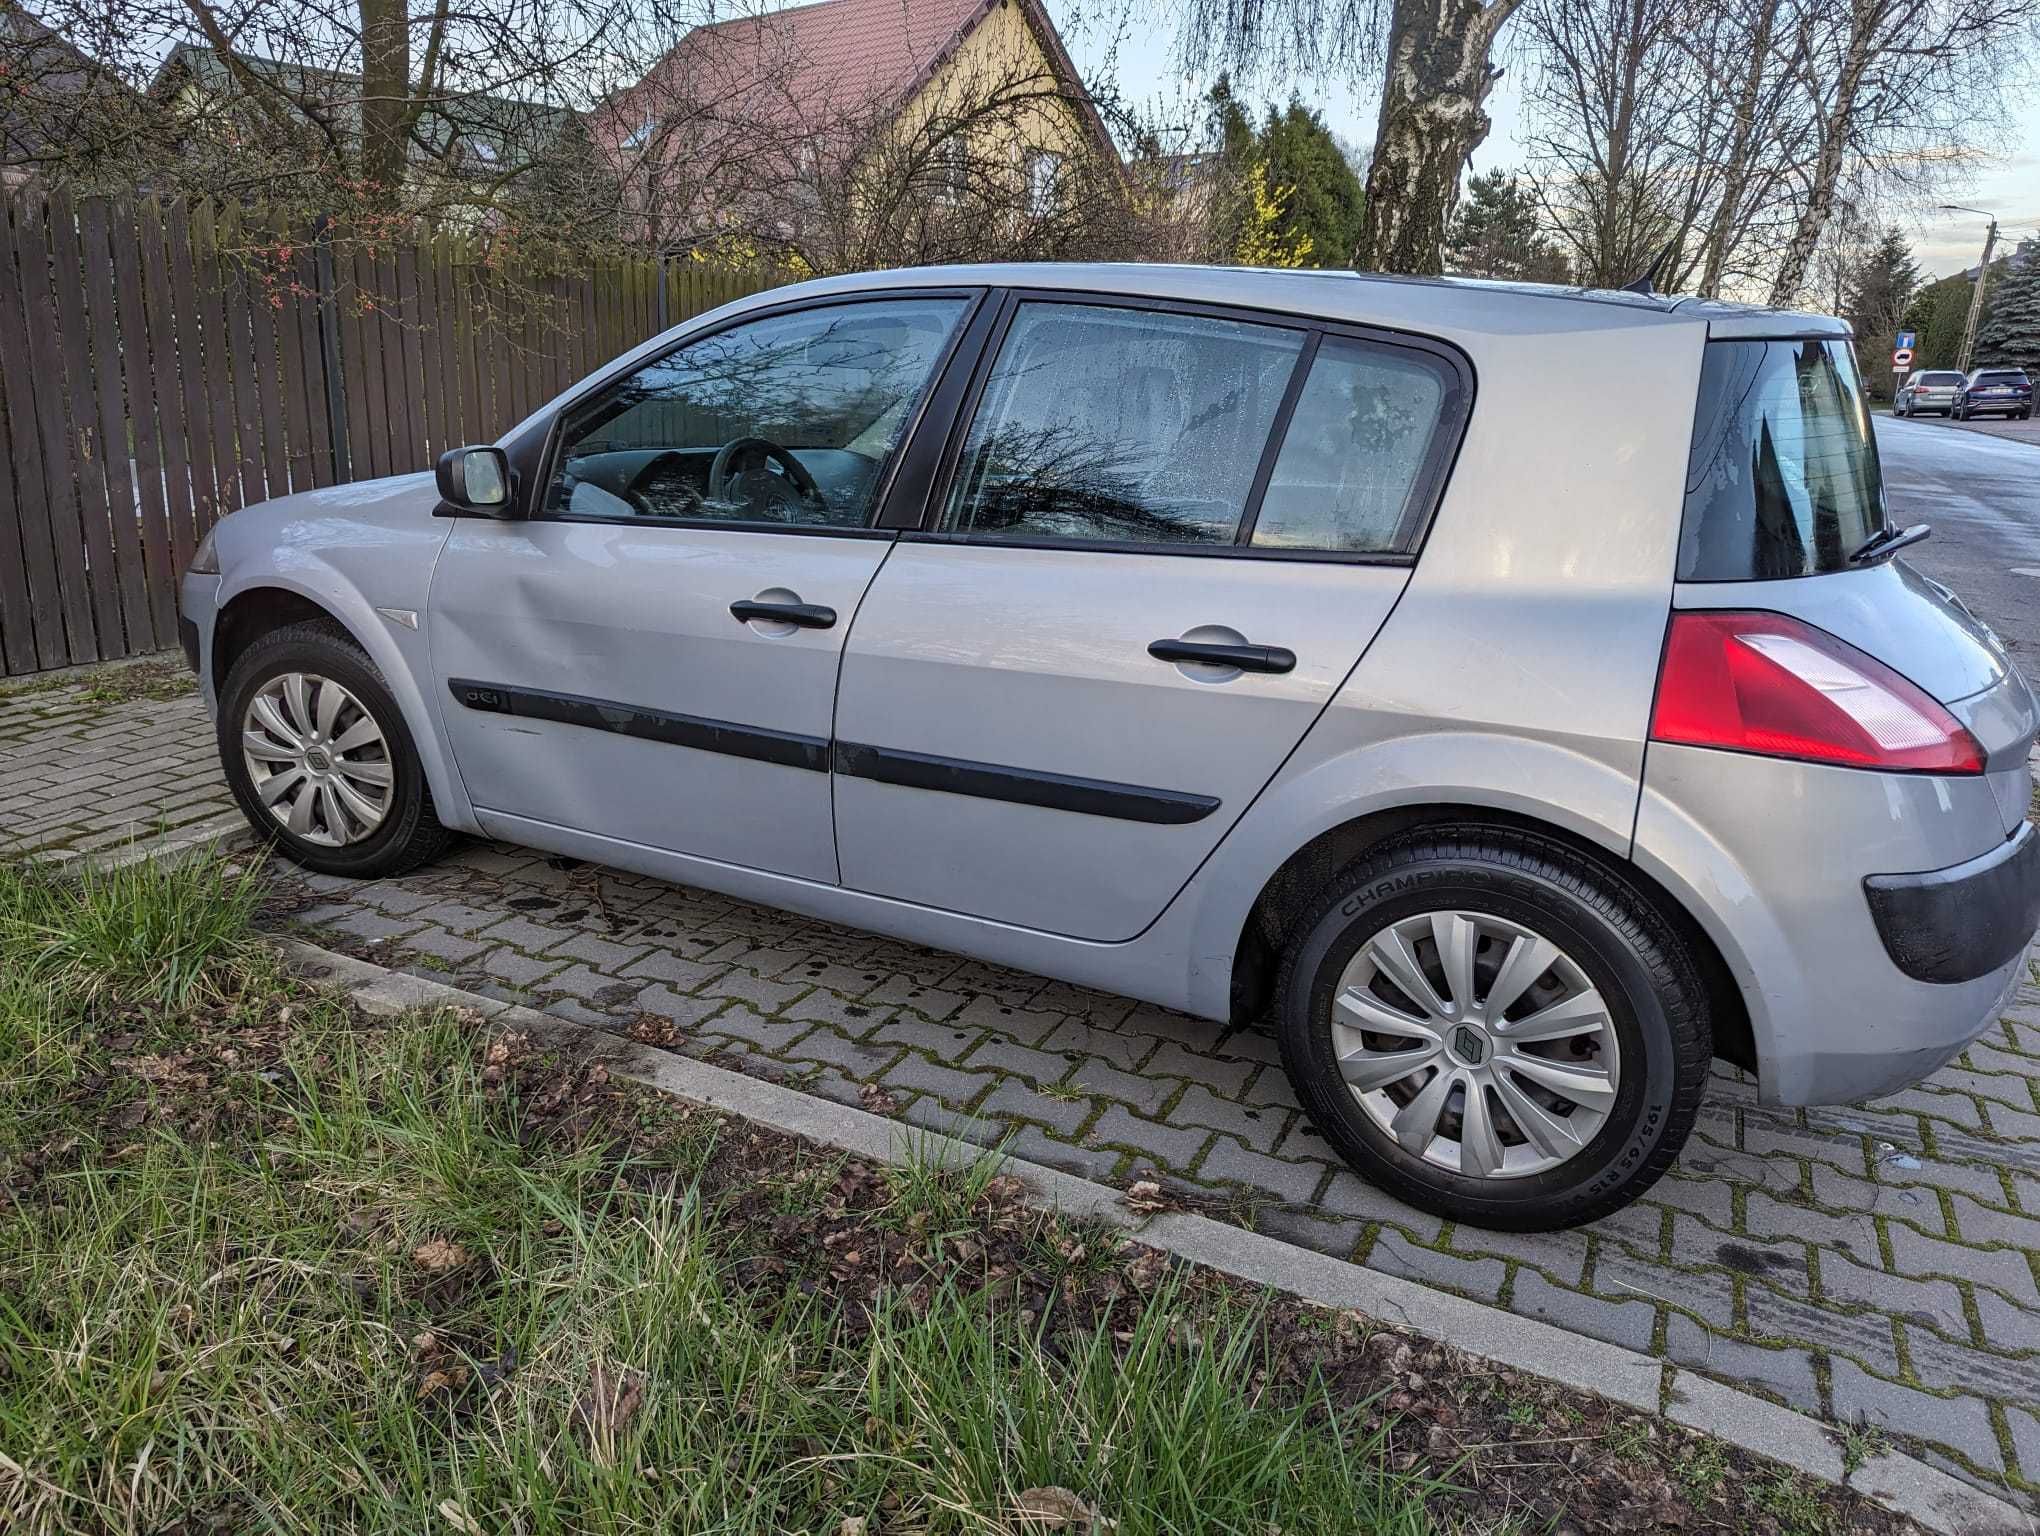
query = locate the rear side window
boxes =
[1250,337,1454,553]
[944,303,1304,546]
[1679,339,1886,581]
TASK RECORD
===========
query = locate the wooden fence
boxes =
[0,191,776,677]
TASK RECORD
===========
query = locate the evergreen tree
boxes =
[1254,98,1367,269]
[1975,237,2040,375]
[1445,169,1572,283]
[1842,230,1919,399]
[1901,274,1977,371]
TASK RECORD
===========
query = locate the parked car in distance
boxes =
[1954,367,2034,420]
[1895,368,1966,417]
[179,266,2040,1231]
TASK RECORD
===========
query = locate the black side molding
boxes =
[446,679,829,772]
[834,740,1220,825]
[1864,822,2040,984]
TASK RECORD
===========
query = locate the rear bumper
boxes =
[1633,745,2031,1106]
[1866,822,2040,983]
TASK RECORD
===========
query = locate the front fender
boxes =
[210,495,475,832]
[1172,729,1645,1020]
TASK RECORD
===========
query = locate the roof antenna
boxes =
[1621,240,1679,295]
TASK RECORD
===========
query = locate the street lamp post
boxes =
[1943,204,1999,375]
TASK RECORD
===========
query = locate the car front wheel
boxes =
[219,620,454,877]
[1274,828,1710,1231]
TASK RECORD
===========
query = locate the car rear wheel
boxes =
[1274,828,1710,1231]
[219,621,454,877]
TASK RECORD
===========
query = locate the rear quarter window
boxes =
[1679,338,1887,581]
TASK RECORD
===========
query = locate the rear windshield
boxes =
[1972,371,2030,386]
[1920,372,1964,385]
[1679,339,1886,581]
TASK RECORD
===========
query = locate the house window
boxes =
[936,135,968,205]
[622,114,654,151]
[1025,150,1062,215]
[464,135,500,167]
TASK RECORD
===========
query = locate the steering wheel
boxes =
[707,436,826,520]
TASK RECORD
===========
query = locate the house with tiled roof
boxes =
[597,0,1120,260]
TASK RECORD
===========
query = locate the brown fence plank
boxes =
[394,243,427,471]
[217,204,266,513]
[190,201,238,530]
[348,243,387,480]
[78,195,154,654]
[432,235,465,446]
[245,214,291,506]
[112,197,179,646]
[296,230,335,487]
[143,198,200,584]
[413,240,445,460]
[453,247,481,447]
[268,212,316,496]
[0,198,68,668]
[17,195,99,662]
[44,189,125,658]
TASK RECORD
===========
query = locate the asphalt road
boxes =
[1874,414,2040,690]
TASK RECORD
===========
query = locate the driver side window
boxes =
[546,297,967,528]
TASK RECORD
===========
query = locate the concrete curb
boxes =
[39,812,252,870]
[270,933,2034,1536]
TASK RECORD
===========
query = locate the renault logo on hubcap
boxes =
[305,747,332,773]
[1451,1025,1488,1066]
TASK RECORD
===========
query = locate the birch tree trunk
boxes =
[1696,0,1779,297]
[1357,0,1521,274]
[1767,1,1877,305]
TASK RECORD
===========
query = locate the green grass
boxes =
[0,855,1446,1534]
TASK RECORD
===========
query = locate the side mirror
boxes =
[436,445,514,516]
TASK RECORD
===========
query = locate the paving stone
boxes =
[1974,1288,2040,1356]
[474,913,580,953]
[1063,1056,1180,1118]
[320,907,423,944]
[393,923,493,965]
[864,975,965,1021]
[1675,1140,1808,1198]
[780,990,894,1033]
[1868,1085,1986,1131]
[1888,1220,2040,1303]
[1039,1018,1152,1071]
[1948,1193,2040,1253]
[1585,1199,1669,1258]
[1637,1171,1732,1228]
[880,1053,996,1109]
[1828,1358,2005,1474]
[1251,1206,1368,1260]
[1671,1217,1808,1294]
[1144,1041,1253,1096]
[538,964,641,1007]
[1210,1024,1281,1064]
[632,983,732,1031]
[1239,1066,1303,1114]
[622,949,727,991]
[2012,1407,2040,1484]
[869,1017,982,1063]
[1170,1084,1286,1153]
[1311,1171,1443,1241]
[1000,1123,1124,1184]
[979,1079,1091,1138]
[1817,1251,1969,1340]
[962,1037,1071,1086]
[1195,1138,1325,1205]
[703,1004,812,1056]
[1512,1267,1658,1352]
[1902,1323,2040,1410]
[1742,1190,1877,1262]
[1988,1103,2040,1141]
[1744,1286,1901,1376]
[1365,1231,1506,1302]
[1742,1116,1868,1171]
[1594,1252,1735,1328]
[352,882,442,916]
[1088,1104,1208,1169]
[1882,1149,2021,1208]
[783,1024,900,1082]
[1453,1225,1592,1286]
[1029,981,1139,1029]
[1663,1314,1818,1408]
[475,946,564,989]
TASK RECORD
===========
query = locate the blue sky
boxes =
[1044,0,2040,279]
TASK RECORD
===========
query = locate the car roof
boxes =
[767,262,1852,342]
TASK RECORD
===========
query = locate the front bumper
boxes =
[179,571,222,717]
[1866,822,2040,984]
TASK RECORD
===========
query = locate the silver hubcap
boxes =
[241,673,392,847]
[1333,910,1620,1180]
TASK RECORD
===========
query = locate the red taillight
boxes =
[1651,611,1985,774]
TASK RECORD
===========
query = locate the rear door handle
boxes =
[1148,639,1296,674]
[731,599,837,629]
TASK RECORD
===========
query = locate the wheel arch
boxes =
[210,577,476,832]
[1224,802,1755,1075]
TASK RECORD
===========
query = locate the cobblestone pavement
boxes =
[8,670,2040,1504]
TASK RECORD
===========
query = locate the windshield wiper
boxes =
[1849,521,1932,564]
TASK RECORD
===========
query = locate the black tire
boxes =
[1273,827,1710,1231]
[218,620,455,878]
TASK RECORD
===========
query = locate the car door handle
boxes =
[1147,639,1296,674]
[730,599,837,629]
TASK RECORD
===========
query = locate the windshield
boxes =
[1679,338,1887,581]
